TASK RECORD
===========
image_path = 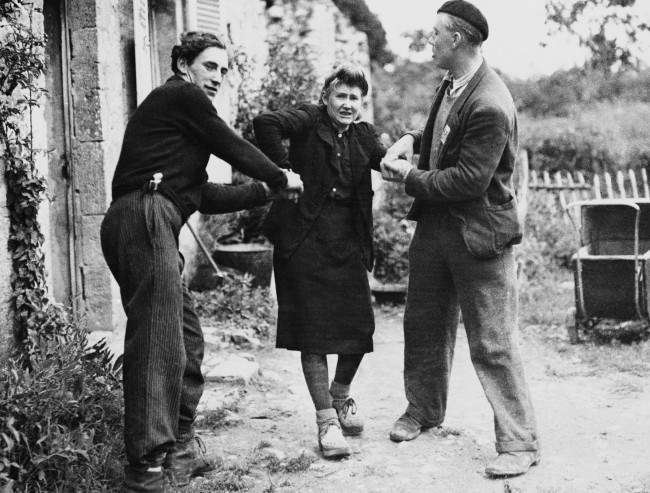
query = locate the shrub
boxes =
[372,182,413,285]
[192,272,276,339]
[0,324,124,492]
[520,101,650,174]
[518,191,575,279]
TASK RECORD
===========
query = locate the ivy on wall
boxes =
[1,0,69,361]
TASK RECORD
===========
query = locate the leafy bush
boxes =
[192,272,276,339]
[519,101,650,174]
[0,324,123,492]
[372,182,413,285]
[506,68,650,117]
[518,191,575,280]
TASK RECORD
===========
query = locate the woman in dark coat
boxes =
[253,66,386,458]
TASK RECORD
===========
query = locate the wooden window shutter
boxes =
[196,0,222,35]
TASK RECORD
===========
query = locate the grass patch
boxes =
[264,452,315,474]
[183,443,316,493]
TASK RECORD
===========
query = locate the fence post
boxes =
[642,168,650,198]
[616,170,627,198]
[629,169,639,199]
[593,174,602,199]
[516,150,529,224]
[576,171,590,200]
[604,172,614,198]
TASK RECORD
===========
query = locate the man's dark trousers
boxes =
[403,208,538,453]
[101,189,204,466]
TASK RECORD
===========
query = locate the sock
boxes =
[330,380,350,400]
[301,352,332,411]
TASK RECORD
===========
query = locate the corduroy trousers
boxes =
[100,189,204,466]
[403,208,539,453]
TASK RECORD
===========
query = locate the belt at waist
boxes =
[325,195,355,207]
[113,181,191,222]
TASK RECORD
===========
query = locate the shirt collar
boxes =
[446,57,483,97]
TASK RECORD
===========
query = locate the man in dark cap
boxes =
[381,0,540,478]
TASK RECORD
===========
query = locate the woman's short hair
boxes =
[321,65,369,98]
[171,31,227,74]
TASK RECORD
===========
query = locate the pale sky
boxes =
[365,0,650,79]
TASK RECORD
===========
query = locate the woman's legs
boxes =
[301,352,350,458]
[300,352,331,410]
[331,354,365,436]
[333,353,364,386]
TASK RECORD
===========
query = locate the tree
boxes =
[331,0,393,65]
[544,0,650,74]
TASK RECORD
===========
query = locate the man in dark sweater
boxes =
[382,1,539,478]
[100,31,302,492]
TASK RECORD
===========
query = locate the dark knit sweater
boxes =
[111,75,287,219]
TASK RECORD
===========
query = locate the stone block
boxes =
[67,0,97,30]
[196,387,244,413]
[81,263,113,332]
[203,353,260,384]
[71,88,103,142]
[80,214,105,267]
[72,142,106,214]
[70,29,99,78]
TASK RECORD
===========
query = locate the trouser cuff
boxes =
[405,403,442,428]
[496,439,539,453]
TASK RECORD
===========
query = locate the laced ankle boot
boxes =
[163,434,217,487]
[316,408,351,459]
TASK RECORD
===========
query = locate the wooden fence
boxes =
[524,167,650,220]
[529,168,650,200]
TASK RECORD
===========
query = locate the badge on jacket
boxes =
[441,125,450,144]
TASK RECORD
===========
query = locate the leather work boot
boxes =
[332,396,364,436]
[122,465,165,493]
[316,408,351,459]
[389,412,423,442]
[163,435,217,487]
[485,451,541,477]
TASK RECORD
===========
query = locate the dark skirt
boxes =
[274,199,374,354]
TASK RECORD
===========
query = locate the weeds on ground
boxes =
[264,452,315,474]
[0,326,124,491]
[192,272,276,339]
[201,401,241,430]
[183,442,315,493]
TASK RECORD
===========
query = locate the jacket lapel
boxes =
[432,60,488,168]
[418,77,451,170]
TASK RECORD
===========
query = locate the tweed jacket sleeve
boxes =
[253,105,321,168]
[403,103,510,202]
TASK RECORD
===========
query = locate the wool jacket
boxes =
[404,61,522,259]
[111,75,287,220]
[253,104,386,270]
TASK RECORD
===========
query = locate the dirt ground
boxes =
[190,307,650,493]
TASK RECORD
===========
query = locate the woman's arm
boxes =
[253,105,320,167]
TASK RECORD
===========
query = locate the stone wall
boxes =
[66,0,129,332]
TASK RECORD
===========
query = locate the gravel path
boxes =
[193,308,650,493]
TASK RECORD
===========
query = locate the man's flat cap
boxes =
[437,0,489,41]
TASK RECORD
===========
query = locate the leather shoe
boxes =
[389,413,423,442]
[485,451,540,477]
[164,435,217,487]
[122,465,165,492]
